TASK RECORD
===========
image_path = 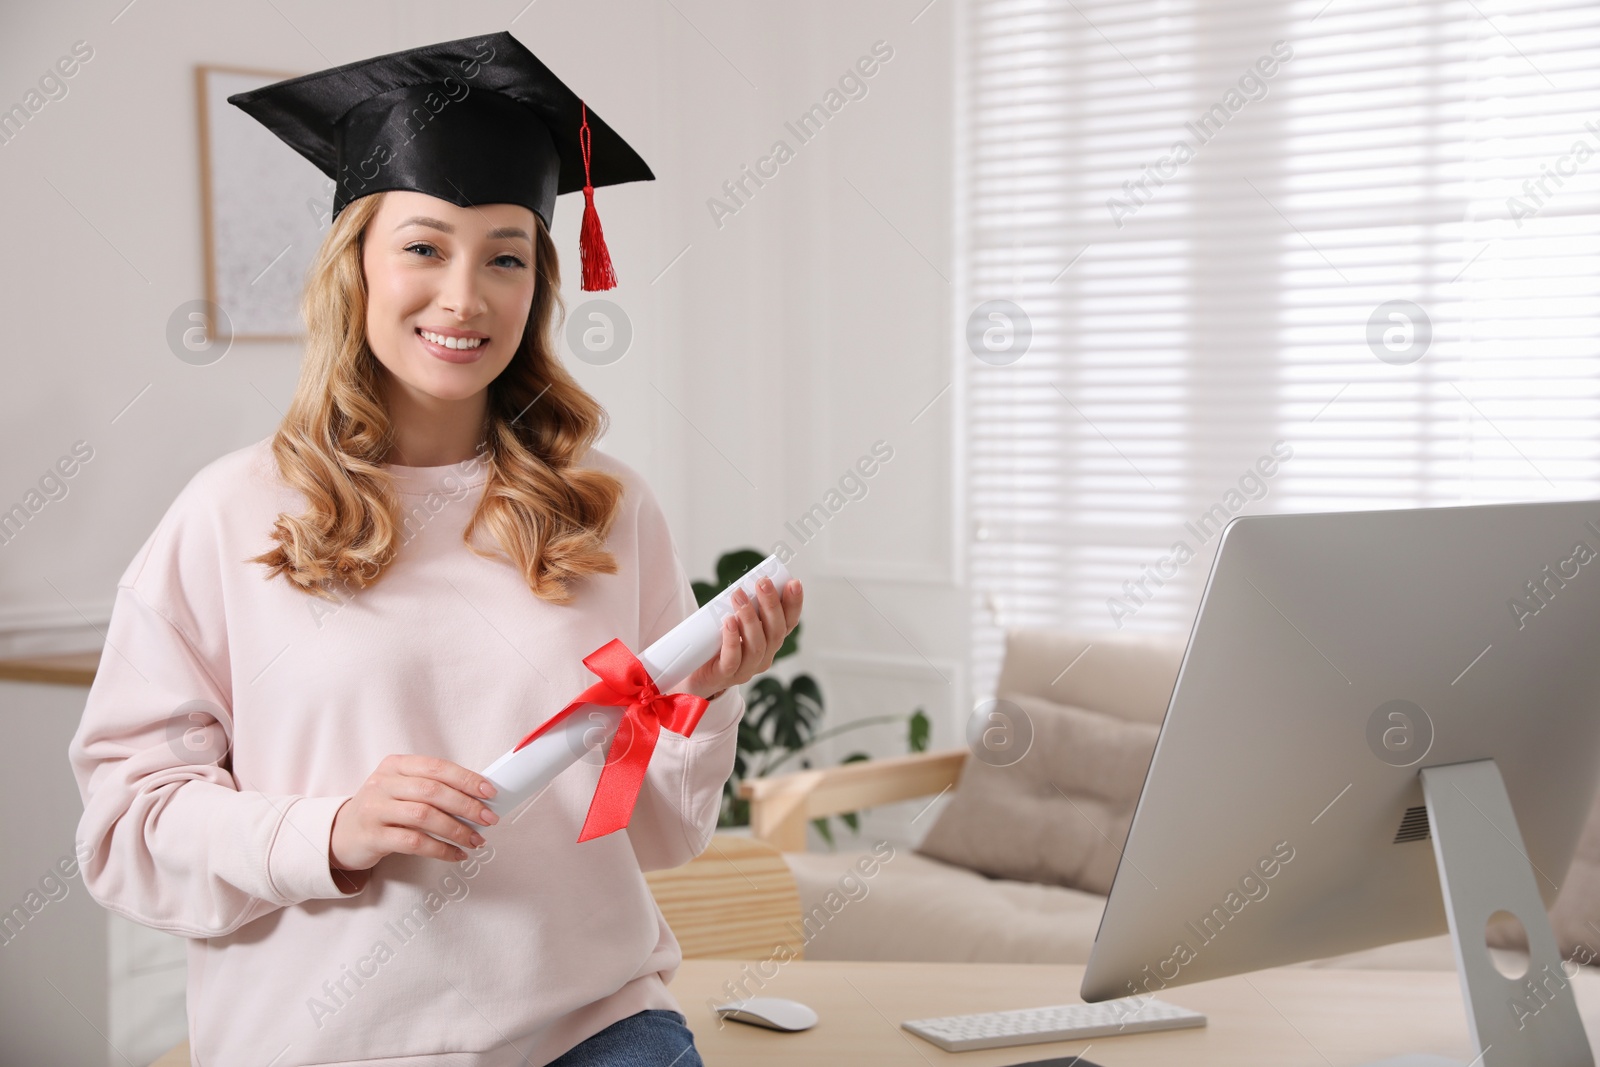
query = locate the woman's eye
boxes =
[406,244,524,268]
[404,243,523,268]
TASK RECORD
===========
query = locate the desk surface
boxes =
[671,958,1600,1066]
[0,649,99,686]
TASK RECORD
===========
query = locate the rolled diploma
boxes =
[476,553,792,821]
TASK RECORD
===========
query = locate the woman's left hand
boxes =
[681,577,804,701]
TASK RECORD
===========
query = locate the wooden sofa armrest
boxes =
[736,748,967,851]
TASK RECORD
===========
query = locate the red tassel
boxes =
[579,184,617,291]
[578,101,617,292]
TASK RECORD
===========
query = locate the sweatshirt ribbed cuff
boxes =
[266,795,365,901]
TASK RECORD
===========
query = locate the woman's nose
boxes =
[439,261,488,319]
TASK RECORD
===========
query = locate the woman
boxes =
[68,32,801,1067]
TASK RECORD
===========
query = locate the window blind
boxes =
[961,0,1600,700]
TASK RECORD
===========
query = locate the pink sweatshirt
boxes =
[67,436,745,1066]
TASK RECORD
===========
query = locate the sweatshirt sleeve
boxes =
[622,484,746,873]
[68,517,365,940]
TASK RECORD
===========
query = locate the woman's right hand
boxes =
[329,754,500,872]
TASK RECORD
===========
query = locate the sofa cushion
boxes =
[911,693,1160,895]
[782,847,1109,963]
[995,629,1186,726]
[781,846,1537,973]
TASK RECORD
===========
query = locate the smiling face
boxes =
[361,190,539,409]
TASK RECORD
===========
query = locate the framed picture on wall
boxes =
[195,64,333,342]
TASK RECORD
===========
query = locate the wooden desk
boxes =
[671,959,1600,1065]
[0,650,99,686]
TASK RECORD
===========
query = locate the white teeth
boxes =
[419,329,485,350]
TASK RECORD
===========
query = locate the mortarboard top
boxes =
[226,30,653,290]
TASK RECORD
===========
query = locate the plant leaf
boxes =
[789,674,823,705]
[764,678,817,751]
[773,619,801,660]
[716,549,768,590]
[909,708,930,753]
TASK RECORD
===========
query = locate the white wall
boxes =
[0,0,961,1061]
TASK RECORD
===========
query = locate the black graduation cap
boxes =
[226,30,654,290]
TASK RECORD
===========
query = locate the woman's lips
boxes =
[416,328,488,364]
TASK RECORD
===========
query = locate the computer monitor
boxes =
[1081,499,1600,1065]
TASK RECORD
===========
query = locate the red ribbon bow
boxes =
[511,639,709,842]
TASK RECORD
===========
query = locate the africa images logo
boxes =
[1122,840,1296,1006]
[1509,519,1600,630]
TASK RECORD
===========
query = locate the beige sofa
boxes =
[742,628,1598,976]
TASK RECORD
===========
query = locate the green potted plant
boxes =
[694,548,930,846]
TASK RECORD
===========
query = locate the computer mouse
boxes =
[712,996,819,1032]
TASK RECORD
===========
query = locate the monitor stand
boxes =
[1363,759,1593,1067]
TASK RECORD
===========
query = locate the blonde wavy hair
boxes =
[248,191,623,604]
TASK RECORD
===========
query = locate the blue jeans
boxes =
[547,1009,704,1067]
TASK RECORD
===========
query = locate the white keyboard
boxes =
[901,996,1206,1052]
